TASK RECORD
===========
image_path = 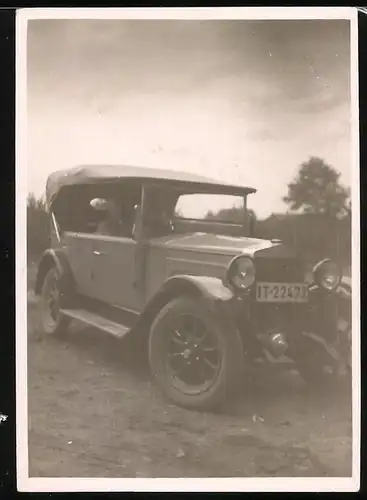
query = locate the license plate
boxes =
[256,282,308,303]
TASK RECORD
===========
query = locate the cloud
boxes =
[26,18,351,218]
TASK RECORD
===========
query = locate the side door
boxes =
[88,234,143,312]
[62,232,96,296]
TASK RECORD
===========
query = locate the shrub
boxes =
[27,193,49,262]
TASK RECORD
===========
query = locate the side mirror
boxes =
[90,198,108,211]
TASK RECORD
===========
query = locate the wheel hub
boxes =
[166,314,221,394]
[181,342,203,362]
[182,348,191,360]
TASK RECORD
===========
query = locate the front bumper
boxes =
[230,284,350,362]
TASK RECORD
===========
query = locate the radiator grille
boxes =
[255,257,304,283]
[250,301,306,334]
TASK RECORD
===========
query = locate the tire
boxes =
[148,296,244,411]
[296,354,338,389]
[293,331,351,390]
[38,267,71,337]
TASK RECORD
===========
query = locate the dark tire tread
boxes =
[148,296,244,411]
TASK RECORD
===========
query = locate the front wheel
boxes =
[148,296,244,411]
[38,267,71,337]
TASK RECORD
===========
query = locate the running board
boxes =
[61,308,130,339]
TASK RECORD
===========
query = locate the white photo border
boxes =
[16,6,360,493]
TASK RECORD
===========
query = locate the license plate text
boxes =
[256,282,308,303]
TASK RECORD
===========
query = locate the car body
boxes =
[35,164,352,411]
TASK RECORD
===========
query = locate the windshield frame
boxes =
[140,182,253,238]
[174,192,248,225]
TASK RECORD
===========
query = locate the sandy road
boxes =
[26,310,352,478]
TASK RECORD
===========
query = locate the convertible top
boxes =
[46,164,257,207]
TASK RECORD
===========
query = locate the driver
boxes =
[95,197,131,237]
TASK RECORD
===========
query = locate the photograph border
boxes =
[16,6,360,492]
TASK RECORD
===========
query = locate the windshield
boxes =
[175,193,245,224]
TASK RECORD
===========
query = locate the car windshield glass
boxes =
[175,193,245,224]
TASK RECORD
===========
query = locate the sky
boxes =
[26,18,351,219]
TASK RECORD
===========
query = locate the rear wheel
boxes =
[38,267,71,337]
[148,296,244,411]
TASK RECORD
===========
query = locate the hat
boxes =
[90,198,109,211]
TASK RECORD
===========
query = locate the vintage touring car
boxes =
[34,165,352,411]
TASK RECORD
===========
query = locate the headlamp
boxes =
[313,259,341,291]
[227,256,256,291]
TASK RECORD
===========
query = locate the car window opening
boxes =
[52,182,141,238]
[51,182,253,240]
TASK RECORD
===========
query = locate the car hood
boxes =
[149,232,296,258]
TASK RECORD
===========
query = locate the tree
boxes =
[204,207,256,224]
[27,193,49,261]
[283,157,350,218]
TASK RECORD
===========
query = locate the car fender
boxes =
[134,274,241,341]
[162,274,235,301]
[34,248,75,298]
[338,276,352,298]
[304,277,352,340]
[146,274,235,311]
[308,276,352,301]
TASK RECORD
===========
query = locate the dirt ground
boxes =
[27,267,353,479]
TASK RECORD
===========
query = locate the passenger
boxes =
[94,198,131,237]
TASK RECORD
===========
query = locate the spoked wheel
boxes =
[148,296,244,411]
[294,323,351,390]
[165,313,222,395]
[295,341,339,386]
[336,316,352,376]
[38,267,70,337]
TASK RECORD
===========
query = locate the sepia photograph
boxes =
[16,7,359,492]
